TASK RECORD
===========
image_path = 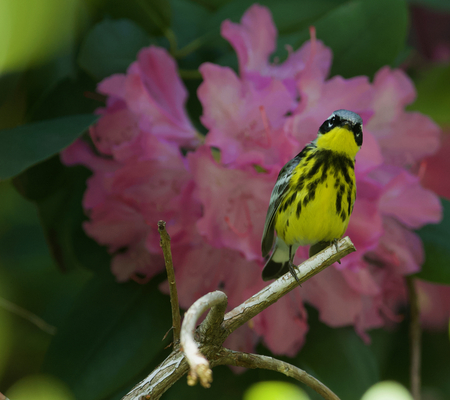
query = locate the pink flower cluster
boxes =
[62,5,447,355]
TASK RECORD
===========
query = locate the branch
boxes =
[406,276,421,400]
[158,220,181,345]
[122,351,189,400]
[122,237,355,400]
[222,236,355,335]
[214,348,340,400]
[0,296,56,335]
[181,291,228,388]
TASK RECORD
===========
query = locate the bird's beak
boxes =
[343,122,353,129]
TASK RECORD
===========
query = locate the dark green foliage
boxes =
[0,115,97,179]
[78,19,152,80]
[417,199,450,284]
[43,273,172,400]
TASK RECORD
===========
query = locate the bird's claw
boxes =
[288,261,302,287]
[332,239,341,265]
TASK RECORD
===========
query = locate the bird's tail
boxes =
[262,239,332,281]
[308,241,332,258]
[262,238,293,281]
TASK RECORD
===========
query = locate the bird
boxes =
[261,109,363,284]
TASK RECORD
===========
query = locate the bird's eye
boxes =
[328,116,337,128]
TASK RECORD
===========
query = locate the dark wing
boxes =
[261,148,310,257]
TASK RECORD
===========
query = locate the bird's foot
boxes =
[288,261,302,287]
[332,239,341,265]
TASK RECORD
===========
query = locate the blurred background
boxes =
[0,0,450,399]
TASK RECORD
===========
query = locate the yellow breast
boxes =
[274,149,356,246]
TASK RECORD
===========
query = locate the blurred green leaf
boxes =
[0,0,81,74]
[13,156,111,274]
[25,52,78,105]
[198,0,347,68]
[0,114,96,180]
[0,72,23,108]
[43,273,171,400]
[190,0,234,11]
[409,64,450,127]
[78,19,151,80]
[105,0,171,36]
[296,325,379,400]
[205,0,407,78]
[170,0,211,49]
[207,0,345,36]
[27,74,99,122]
[244,381,310,400]
[289,0,408,78]
[416,198,450,284]
[0,180,92,387]
[421,328,450,396]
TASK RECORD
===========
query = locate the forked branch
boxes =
[122,231,356,400]
[214,348,340,400]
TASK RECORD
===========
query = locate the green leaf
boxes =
[206,0,408,78]
[207,0,345,36]
[202,0,347,67]
[43,273,172,400]
[170,0,211,49]
[409,64,450,127]
[0,114,97,180]
[78,19,151,80]
[27,74,99,121]
[244,382,310,400]
[190,0,234,11]
[289,0,409,78]
[0,71,22,107]
[13,156,110,274]
[295,321,379,399]
[416,198,450,284]
[105,0,172,36]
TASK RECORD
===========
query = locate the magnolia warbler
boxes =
[261,109,363,284]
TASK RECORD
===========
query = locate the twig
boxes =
[121,237,356,400]
[123,351,189,399]
[215,348,340,400]
[406,276,421,400]
[158,221,182,346]
[222,237,355,335]
[181,291,228,388]
[0,296,56,335]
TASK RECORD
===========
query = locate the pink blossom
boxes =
[123,47,198,148]
[61,4,449,357]
[188,146,277,260]
[61,46,198,282]
[97,47,198,149]
[198,62,295,166]
[367,67,441,166]
[376,166,442,228]
[253,289,308,356]
[169,242,261,310]
[221,4,332,90]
